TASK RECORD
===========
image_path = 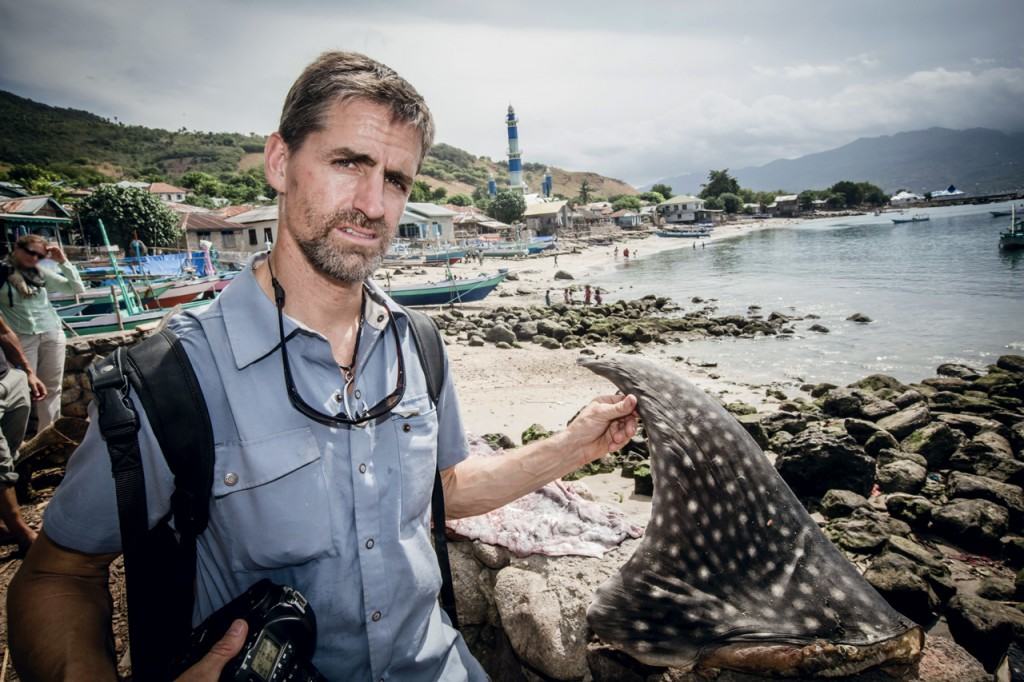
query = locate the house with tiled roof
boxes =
[148,182,189,203]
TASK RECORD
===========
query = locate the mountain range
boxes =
[651,127,1024,197]
[0,90,636,199]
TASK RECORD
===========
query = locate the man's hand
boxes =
[175,619,248,681]
[26,371,47,401]
[565,393,638,465]
[45,244,67,264]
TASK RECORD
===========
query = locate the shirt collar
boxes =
[220,254,407,370]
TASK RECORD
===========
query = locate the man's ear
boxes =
[264,132,289,194]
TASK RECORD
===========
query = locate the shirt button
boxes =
[377,314,386,323]
[354,389,361,399]
[402,423,412,433]
[365,538,375,549]
[333,390,343,402]
[371,610,382,622]
[358,463,367,474]
[223,472,238,486]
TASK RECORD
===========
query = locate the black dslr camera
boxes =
[175,580,327,682]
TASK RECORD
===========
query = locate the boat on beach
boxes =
[657,227,712,238]
[891,214,929,224]
[386,272,506,306]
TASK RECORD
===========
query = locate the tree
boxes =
[829,180,864,208]
[703,196,724,210]
[408,180,432,203]
[650,183,673,200]
[577,180,593,204]
[448,193,472,206]
[718,192,743,214]
[638,191,665,204]
[857,181,888,207]
[76,185,181,249]
[430,186,448,203]
[487,191,526,224]
[180,171,222,197]
[612,196,642,211]
[797,190,818,211]
[825,193,846,209]
[699,169,740,200]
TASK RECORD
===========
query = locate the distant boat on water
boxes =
[891,214,930,224]
[990,205,1024,218]
[386,271,507,306]
[999,207,1024,251]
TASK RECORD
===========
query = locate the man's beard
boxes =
[295,208,393,283]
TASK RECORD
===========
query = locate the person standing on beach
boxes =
[584,284,592,305]
[8,50,638,682]
[553,253,558,267]
[614,246,619,259]
[595,288,603,305]
[623,247,630,259]
[545,289,552,306]
[0,314,47,551]
[0,235,86,430]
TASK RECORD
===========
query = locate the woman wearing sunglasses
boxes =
[0,234,86,430]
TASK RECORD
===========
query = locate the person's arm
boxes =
[442,393,637,519]
[41,244,87,295]
[0,315,46,400]
[7,532,120,680]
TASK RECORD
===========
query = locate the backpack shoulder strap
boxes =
[399,306,459,628]
[401,306,446,405]
[88,327,215,679]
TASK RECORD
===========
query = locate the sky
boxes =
[2,0,1024,187]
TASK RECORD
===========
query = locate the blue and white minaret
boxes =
[506,104,526,193]
[542,168,553,198]
[487,175,498,198]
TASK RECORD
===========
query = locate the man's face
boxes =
[274,98,420,283]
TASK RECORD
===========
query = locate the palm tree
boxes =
[578,180,593,203]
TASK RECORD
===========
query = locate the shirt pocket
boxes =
[391,394,438,527]
[211,426,337,571]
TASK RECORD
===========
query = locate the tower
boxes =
[542,168,553,198]
[487,175,498,198]
[506,104,526,193]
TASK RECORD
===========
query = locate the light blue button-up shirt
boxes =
[45,257,486,680]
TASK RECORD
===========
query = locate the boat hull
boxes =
[657,230,711,238]
[387,273,506,306]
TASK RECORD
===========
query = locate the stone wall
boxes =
[61,330,149,419]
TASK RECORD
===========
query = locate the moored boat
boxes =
[386,272,506,306]
[999,208,1024,251]
[891,214,929,224]
[657,227,712,238]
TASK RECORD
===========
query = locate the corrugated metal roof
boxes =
[148,182,188,194]
[183,212,244,231]
[227,205,278,223]
[658,195,701,206]
[523,200,567,217]
[405,202,457,218]
[0,196,71,218]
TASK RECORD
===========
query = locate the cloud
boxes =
[754,63,846,79]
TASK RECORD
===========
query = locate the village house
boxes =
[608,208,643,229]
[0,182,29,199]
[523,200,572,236]
[226,205,279,249]
[181,211,258,253]
[810,198,829,212]
[148,182,189,203]
[447,205,510,240]
[767,194,800,218]
[400,202,457,242]
[656,195,705,225]
[0,195,74,249]
[584,201,613,215]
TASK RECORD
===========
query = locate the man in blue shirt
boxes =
[7,51,637,681]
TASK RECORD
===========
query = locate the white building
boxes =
[400,202,457,242]
[656,195,705,224]
[147,182,189,203]
[890,190,924,206]
[227,204,279,250]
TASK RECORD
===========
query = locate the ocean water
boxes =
[586,202,1024,387]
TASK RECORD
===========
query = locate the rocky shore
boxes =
[430,295,1024,679]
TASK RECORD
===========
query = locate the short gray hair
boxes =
[279,51,435,165]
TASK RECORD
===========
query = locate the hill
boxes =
[0,90,635,198]
[651,128,1024,196]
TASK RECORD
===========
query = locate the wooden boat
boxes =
[423,248,466,265]
[999,209,1024,251]
[64,299,212,336]
[143,273,236,309]
[657,228,712,238]
[386,272,506,306]
[51,282,174,313]
[891,214,929,224]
